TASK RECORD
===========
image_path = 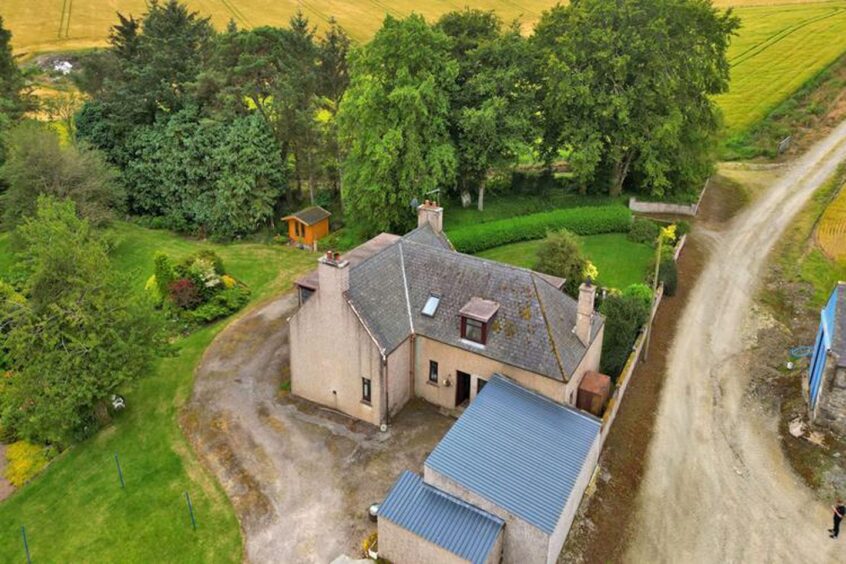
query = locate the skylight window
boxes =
[422,295,441,317]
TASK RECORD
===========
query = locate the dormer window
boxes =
[459,297,499,346]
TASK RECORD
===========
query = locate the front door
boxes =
[456,371,471,407]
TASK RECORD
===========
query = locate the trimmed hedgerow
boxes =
[447,206,632,254]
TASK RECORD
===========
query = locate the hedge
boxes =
[447,206,633,254]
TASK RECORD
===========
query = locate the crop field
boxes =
[816,177,846,260]
[719,1,846,135]
[5,1,846,136]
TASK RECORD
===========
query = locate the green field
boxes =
[0,223,316,562]
[477,233,654,289]
[719,1,846,135]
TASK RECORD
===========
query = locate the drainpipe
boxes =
[381,354,389,428]
[409,335,416,400]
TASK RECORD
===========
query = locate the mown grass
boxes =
[0,221,317,562]
[477,233,653,290]
[717,1,846,137]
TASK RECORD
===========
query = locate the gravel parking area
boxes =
[182,293,454,562]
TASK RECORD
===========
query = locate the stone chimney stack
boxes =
[417,199,444,233]
[575,279,596,346]
[317,250,349,299]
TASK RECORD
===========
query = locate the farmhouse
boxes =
[282,205,332,250]
[378,375,601,564]
[807,282,846,434]
[288,202,605,426]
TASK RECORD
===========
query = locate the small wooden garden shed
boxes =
[282,206,331,249]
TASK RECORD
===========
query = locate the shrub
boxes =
[195,249,225,275]
[675,220,691,237]
[533,230,587,297]
[221,274,236,289]
[5,440,50,487]
[599,292,651,379]
[622,283,653,310]
[153,253,175,298]
[188,286,251,323]
[628,218,660,244]
[447,206,632,253]
[658,257,678,296]
[168,278,202,309]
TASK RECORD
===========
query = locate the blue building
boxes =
[377,375,601,564]
[807,282,846,434]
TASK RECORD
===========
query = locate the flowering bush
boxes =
[168,278,202,310]
[153,250,249,324]
[5,440,50,487]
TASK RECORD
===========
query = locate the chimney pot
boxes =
[334,251,341,261]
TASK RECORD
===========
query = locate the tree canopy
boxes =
[0,122,122,228]
[533,0,739,198]
[339,14,457,235]
[0,197,165,446]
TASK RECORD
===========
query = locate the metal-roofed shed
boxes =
[423,375,601,564]
[378,471,504,564]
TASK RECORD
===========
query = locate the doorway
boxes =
[456,371,471,407]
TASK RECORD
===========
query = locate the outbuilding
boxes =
[282,206,331,249]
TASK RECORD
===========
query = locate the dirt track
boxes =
[627,121,846,562]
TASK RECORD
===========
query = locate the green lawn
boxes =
[477,233,653,290]
[0,221,317,562]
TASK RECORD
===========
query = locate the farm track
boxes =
[627,119,846,562]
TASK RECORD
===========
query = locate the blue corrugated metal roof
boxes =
[378,471,504,564]
[425,375,600,534]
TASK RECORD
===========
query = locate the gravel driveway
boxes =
[182,294,453,563]
[627,120,846,562]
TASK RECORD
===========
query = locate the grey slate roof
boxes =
[425,375,601,534]
[296,233,400,291]
[379,471,504,564]
[284,205,331,225]
[402,224,454,250]
[344,224,603,380]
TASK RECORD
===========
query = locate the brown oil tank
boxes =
[577,371,611,416]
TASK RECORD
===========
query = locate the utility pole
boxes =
[643,233,663,362]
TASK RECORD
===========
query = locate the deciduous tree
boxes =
[0,197,165,446]
[339,14,457,234]
[534,0,738,198]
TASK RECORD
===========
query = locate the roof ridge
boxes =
[398,242,414,334]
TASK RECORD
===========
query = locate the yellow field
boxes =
[816,179,846,259]
[3,1,846,135]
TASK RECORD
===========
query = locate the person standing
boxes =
[830,499,846,539]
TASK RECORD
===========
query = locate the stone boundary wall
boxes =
[628,178,710,217]
[598,233,687,448]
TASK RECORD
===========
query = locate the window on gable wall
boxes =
[362,378,371,403]
[429,360,439,383]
